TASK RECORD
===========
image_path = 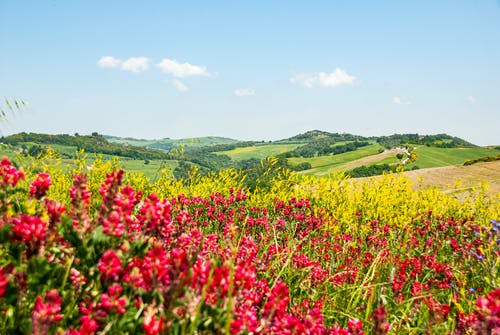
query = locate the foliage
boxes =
[285,130,367,142]
[347,164,419,178]
[1,133,168,160]
[375,134,474,149]
[281,140,370,158]
[464,155,500,166]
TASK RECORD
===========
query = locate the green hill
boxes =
[105,135,239,151]
[1,132,168,160]
[1,130,497,181]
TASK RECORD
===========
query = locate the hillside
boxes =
[1,132,168,160]
[358,160,500,197]
[105,135,239,151]
[1,130,498,183]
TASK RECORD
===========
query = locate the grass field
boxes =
[289,143,385,175]
[405,146,499,169]
[119,158,177,179]
[291,144,499,176]
[217,143,299,161]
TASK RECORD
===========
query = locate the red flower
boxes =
[97,249,122,282]
[31,289,63,335]
[0,157,25,186]
[12,214,47,243]
[143,306,166,335]
[100,284,127,314]
[0,267,8,298]
[30,172,51,199]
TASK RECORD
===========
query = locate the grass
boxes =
[405,146,500,169]
[217,143,300,161]
[291,145,500,176]
[119,158,177,180]
[290,144,385,175]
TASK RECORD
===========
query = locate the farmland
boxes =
[217,143,300,161]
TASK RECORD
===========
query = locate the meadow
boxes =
[289,144,385,175]
[217,144,300,161]
[0,153,499,334]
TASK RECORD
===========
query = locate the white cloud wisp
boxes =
[290,68,357,88]
[172,79,189,93]
[97,56,122,68]
[98,56,150,73]
[121,57,150,73]
[234,88,255,97]
[392,96,412,105]
[157,58,212,78]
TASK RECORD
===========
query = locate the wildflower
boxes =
[0,157,25,186]
[12,214,47,243]
[100,284,127,314]
[143,305,166,335]
[97,249,122,282]
[69,268,87,288]
[346,319,364,334]
[29,172,51,199]
[44,199,66,226]
[0,267,8,298]
[31,289,63,335]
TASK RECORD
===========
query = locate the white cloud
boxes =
[157,58,212,77]
[234,88,255,97]
[121,57,150,73]
[97,56,122,68]
[290,68,357,88]
[171,79,189,93]
[392,96,412,105]
[466,96,476,104]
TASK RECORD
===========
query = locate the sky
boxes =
[1,0,499,145]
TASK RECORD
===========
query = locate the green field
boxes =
[119,159,177,179]
[289,144,385,175]
[217,143,299,161]
[289,144,499,176]
[405,146,499,169]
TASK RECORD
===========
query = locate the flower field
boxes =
[0,156,499,334]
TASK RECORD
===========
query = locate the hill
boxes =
[105,135,239,151]
[1,130,497,183]
[1,132,168,160]
[356,160,500,197]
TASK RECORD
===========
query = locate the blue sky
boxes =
[1,1,499,145]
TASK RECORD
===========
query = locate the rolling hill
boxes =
[1,130,498,184]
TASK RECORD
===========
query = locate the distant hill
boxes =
[374,133,475,148]
[1,130,496,182]
[104,135,239,151]
[1,132,168,160]
[283,130,367,142]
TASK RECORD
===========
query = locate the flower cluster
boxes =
[0,157,498,334]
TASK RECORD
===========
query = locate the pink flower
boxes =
[29,173,51,199]
[97,249,122,282]
[100,284,127,314]
[0,267,8,298]
[0,157,25,186]
[31,289,63,335]
[143,306,166,335]
[12,214,47,243]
